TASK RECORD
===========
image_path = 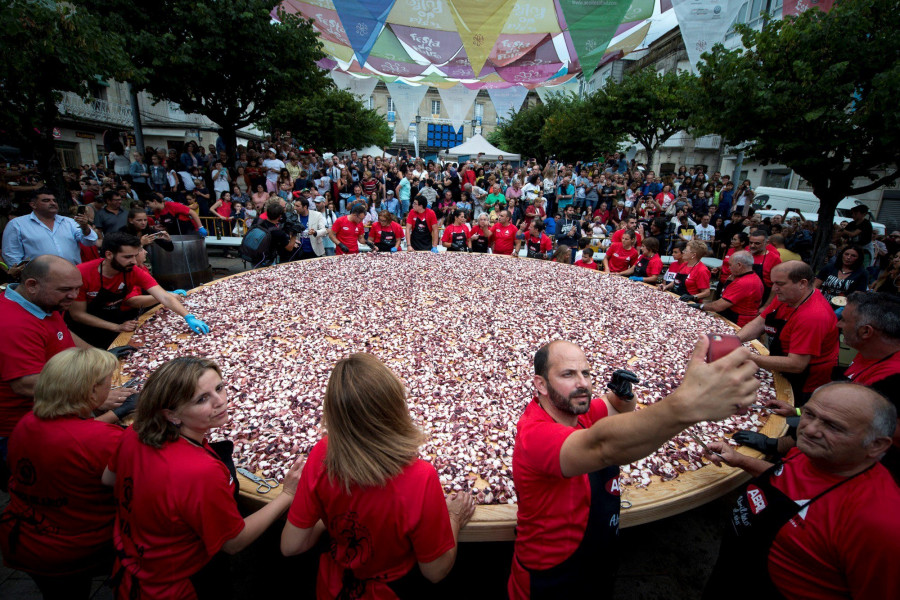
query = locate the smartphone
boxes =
[707,333,742,363]
[76,205,86,215]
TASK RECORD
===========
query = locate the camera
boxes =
[281,211,306,236]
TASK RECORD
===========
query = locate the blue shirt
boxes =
[299,215,312,253]
[2,212,98,266]
[544,216,557,236]
[397,177,411,202]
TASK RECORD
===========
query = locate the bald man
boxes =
[737,261,839,405]
[509,338,759,598]
[0,256,129,463]
[705,383,900,600]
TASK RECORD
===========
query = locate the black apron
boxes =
[520,464,621,598]
[375,227,397,252]
[67,264,138,349]
[704,456,874,600]
[410,215,432,251]
[335,561,433,599]
[526,235,545,259]
[470,228,489,253]
[447,228,468,252]
[671,262,700,296]
[633,254,653,278]
[752,250,772,305]
[763,291,813,404]
[112,438,240,600]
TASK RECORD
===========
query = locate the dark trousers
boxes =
[31,572,95,600]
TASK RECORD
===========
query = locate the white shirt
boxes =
[263,158,285,183]
[695,223,716,241]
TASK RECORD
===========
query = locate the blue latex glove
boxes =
[184,314,209,334]
[390,247,398,253]
[173,289,188,297]
[629,276,643,281]
[197,226,208,238]
[431,246,440,253]
[835,306,844,318]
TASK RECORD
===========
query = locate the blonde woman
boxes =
[0,348,122,599]
[281,353,475,597]
[103,357,303,599]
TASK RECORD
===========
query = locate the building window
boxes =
[431,100,441,115]
[368,95,374,110]
[389,122,396,142]
[387,97,395,112]
[475,102,484,118]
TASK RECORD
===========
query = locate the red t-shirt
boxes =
[524,233,553,258]
[0,292,75,436]
[490,223,518,255]
[288,438,454,599]
[332,216,365,254]
[369,221,404,247]
[462,169,476,186]
[766,449,900,599]
[611,228,642,247]
[574,258,598,270]
[76,258,159,304]
[845,352,900,387]
[592,209,610,224]
[0,414,124,575]
[761,290,839,393]
[605,242,639,273]
[636,253,663,277]
[721,272,764,326]
[681,261,712,296]
[109,429,245,600]
[405,208,438,230]
[441,224,471,248]
[510,398,610,598]
[747,246,782,287]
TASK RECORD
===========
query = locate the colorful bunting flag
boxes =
[782,0,834,17]
[385,81,430,126]
[487,86,529,120]
[332,0,395,66]
[671,0,744,73]
[437,84,480,130]
[447,0,520,76]
[557,0,633,80]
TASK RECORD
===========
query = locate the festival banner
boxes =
[490,33,550,66]
[330,70,380,100]
[386,0,457,29]
[369,25,416,62]
[624,0,655,22]
[557,0,633,79]
[390,24,462,64]
[487,86,529,120]
[320,38,356,63]
[447,0,520,76]
[437,84,481,130]
[671,0,744,73]
[332,0,395,65]
[385,81,430,126]
[782,0,834,17]
[502,0,562,34]
[368,57,431,77]
[496,35,564,83]
[462,79,515,90]
[535,78,579,100]
[441,51,498,79]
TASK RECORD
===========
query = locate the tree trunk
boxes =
[218,126,238,173]
[643,143,656,172]
[808,189,842,272]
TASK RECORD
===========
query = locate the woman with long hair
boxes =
[281,354,475,597]
[665,240,712,301]
[871,251,900,296]
[814,245,869,306]
[0,348,123,599]
[103,357,302,599]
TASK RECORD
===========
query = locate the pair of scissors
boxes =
[236,467,280,493]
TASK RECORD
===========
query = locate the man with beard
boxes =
[509,339,759,599]
[67,232,209,348]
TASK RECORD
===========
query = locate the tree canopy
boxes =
[696,0,900,269]
[264,87,392,153]
[593,68,697,170]
[81,0,327,161]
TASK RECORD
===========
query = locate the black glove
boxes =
[338,242,350,253]
[108,345,138,360]
[733,430,780,454]
[679,294,696,302]
[113,393,139,420]
[607,369,640,401]
[686,302,703,311]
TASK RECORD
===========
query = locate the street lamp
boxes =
[471,118,477,137]
[414,115,421,159]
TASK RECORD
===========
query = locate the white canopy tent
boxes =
[441,135,520,161]
[339,145,394,159]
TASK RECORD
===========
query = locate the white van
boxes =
[751,186,886,235]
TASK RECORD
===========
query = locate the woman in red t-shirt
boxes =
[666,240,712,301]
[621,237,663,283]
[441,209,471,252]
[660,241,687,292]
[0,348,123,598]
[602,229,639,273]
[718,232,750,286]
[369,211,404,253]
[282,354,476,598]
[104,357,303,599]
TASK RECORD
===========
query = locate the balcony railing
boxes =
[694,134,722,150]
[57,92,133,127]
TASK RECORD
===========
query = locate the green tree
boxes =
[594,69,697,171]
[264,87,392,152]
[0,0,132,195]
[540,92,624,164]
[696,0,900,269]
[83,0,327,164]
[492,102,550,162]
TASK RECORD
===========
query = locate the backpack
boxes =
[239,221,274,266]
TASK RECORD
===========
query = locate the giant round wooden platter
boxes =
[113,254,792,542]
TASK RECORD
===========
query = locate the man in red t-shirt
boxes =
[737,261,838,404]
[693,251,764,326]
[68,232,208,349]
[611,216,642,247]
[330,204,367,255]
[747,230,782,306]
[515,219,552,260]
[146,195,205,236]
[510,339,760,598]
[489,210,518,256]
[404,196,439,252]
[705,383,900,600]
[574,247,598,270]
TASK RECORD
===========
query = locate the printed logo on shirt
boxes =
[746,485,767,514]
[15,458,37,486]
[605,477,621,496]
[774,464,784,477]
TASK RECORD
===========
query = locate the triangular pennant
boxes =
[386,0,457,29]
[437,84,480,131]
[447,0,519,76]
[671,0,744,73]
[535,79,580,101]
[368,57,430,77]
[385,81,430,126]
[369,24,415,62]
[502,0,561,34]
[320,38,357,63]
[330,71,380,100]
[557,0,633,80]
[624,0,655,22]
[332,0,395,66]
[487,86,529,120]
[389,24,463,64]
[782,0,835,17]
[490,33,550,67]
